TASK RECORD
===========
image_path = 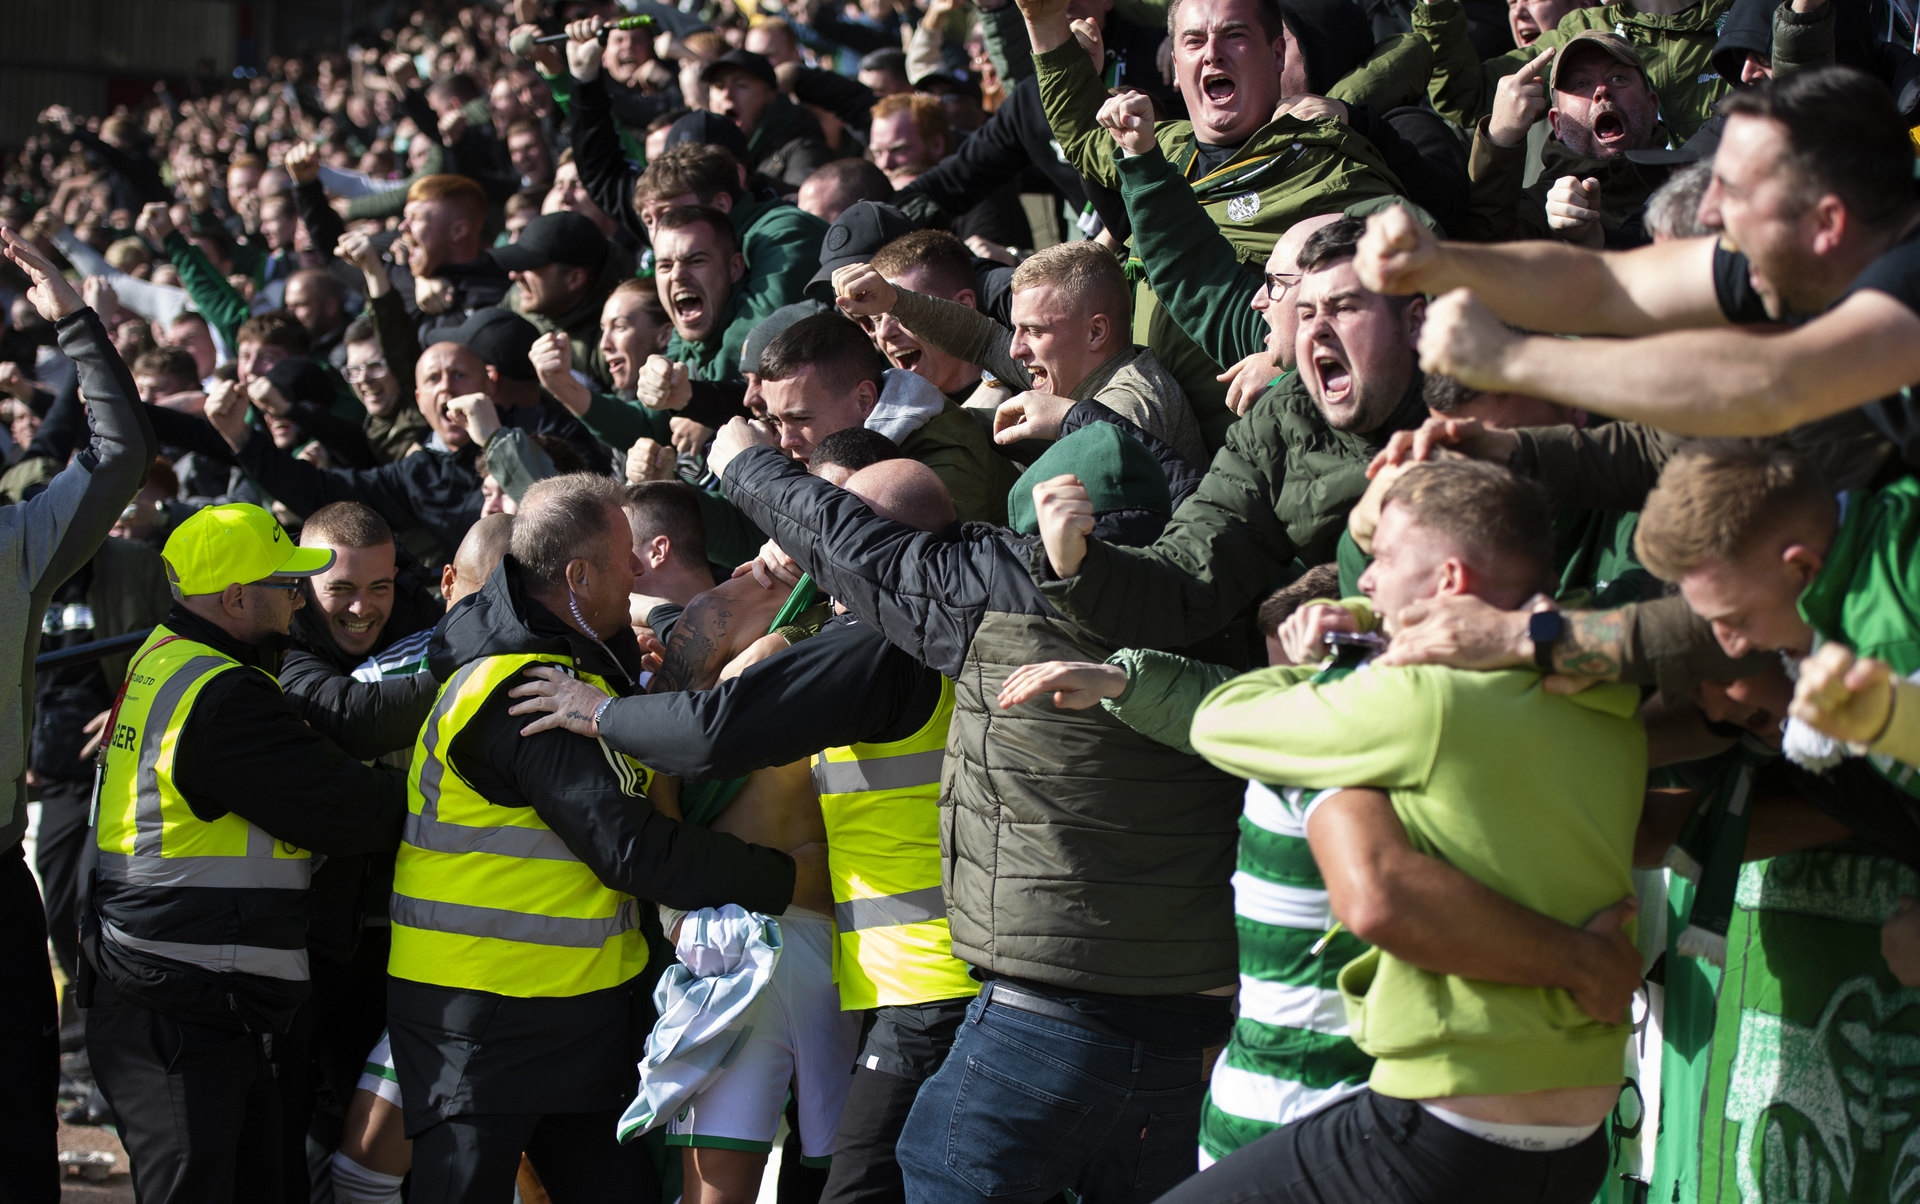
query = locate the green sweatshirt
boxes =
[1191,661,1644,1099]
[1415,0,1732,143]
[1798,475,1920,797]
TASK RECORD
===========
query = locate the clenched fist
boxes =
[1354,204,1436,297]
[832,264,898,317]
[1033,472,1094,579]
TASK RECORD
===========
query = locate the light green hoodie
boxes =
[1190,658,1645,1099]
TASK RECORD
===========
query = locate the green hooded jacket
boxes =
[1416,0,1733,143]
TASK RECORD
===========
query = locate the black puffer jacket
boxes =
[719,405,1243,996]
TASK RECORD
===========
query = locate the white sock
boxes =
[330,1150,404,1204]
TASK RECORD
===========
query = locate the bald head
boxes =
[445,512,515,605]
[843,459,954,533]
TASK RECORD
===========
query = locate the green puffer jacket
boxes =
[1416,0,1733,142]
[1035,371,1428,651]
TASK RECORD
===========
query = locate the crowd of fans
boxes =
[6,0,1920,1199]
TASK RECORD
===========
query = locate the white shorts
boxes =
[354,1031,403,1108]
[666,908,861,1160]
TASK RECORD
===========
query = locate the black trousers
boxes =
[33,777,93,985]
[407,1109,658,1204]
[1151,1090,1610,1204]
[820,998,970,1204]
[86,972,285,1204]
[0,844,59,1204]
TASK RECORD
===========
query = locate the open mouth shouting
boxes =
[1200,70,1238,113]
[1590,107,1629,151]
[1307,341,1354,412]
[886,342,923,373]
[671,289,707,333]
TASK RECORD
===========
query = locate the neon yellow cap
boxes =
[161,503,336,596]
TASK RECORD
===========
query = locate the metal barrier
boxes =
[34,628,152,671]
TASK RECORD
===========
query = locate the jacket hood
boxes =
[1006,422,1172,541]
[1713,0,1775,83]
[865,368,949,445]
[1281,0,1378,96]
[427,555,641,686]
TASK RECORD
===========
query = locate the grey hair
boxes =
[510,472,628,589]
[1644,160,1712,242]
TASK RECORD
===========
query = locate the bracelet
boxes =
[591,694,616,731]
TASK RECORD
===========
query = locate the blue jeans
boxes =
[896,986,1209,1203]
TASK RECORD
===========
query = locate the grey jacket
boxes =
[1,309,155,852]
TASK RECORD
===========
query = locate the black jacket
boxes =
[387,556,797,1127]
[899,76,1125,242]
[570,74,652,250]
[279,571,444,960]
[718,400,1200,681]
[598,614,942,783]
[230,424,484,570]
[83,606,407,1031]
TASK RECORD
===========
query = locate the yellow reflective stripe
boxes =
[834,885,947,933]
[103,920,309,981]
[407,659,583,862]
[812,748,943,796]
[390,892,639,949]
[96,850,312,891]
[132,654,231,859]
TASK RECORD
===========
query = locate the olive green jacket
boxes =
[1416,0,1733,143]
[1034,40,1409,267]
[1035,370,1429,650]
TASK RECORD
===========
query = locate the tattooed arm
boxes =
[651,574,790,696]
[1375,593,1766,698]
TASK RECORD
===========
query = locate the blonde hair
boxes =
[1634,442,1836,581]
[1010,241,1131,324]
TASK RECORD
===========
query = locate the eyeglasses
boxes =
[247,578,305,593]
[1264,272,1300,301]
[342,361,389,382]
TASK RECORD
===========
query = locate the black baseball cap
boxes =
[490,211,610,273]
[664,110,750,162]
[701,48,778,91]
[427,307,542,381]
[807,201,917,296]
[1625,114,1724,167]
[264,356,336,408]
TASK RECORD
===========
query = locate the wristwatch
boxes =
[1528,609,1565,672]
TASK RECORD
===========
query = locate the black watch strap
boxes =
[1529,610,1564,672]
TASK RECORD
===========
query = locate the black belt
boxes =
[981,980,1127,1039]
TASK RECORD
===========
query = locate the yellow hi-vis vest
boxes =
[389,652,653,998]
[813,675,977,1010]
[93,627,313,980]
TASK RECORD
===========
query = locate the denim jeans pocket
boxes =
[1129,1101,1206,1198]
[944,1052,1095,1196]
